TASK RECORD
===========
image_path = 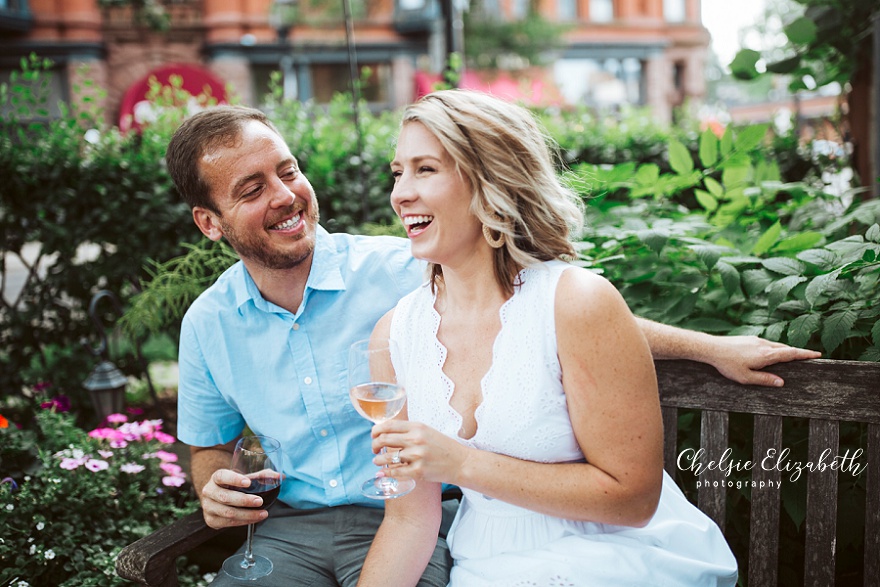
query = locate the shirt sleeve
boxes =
[176,311,245,447]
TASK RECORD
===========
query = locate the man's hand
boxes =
[705,336,821,387]
[199,468,268,529]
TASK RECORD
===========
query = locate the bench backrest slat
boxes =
[866,423,880,587]
[804,419,839,587]
[697,409,728,532]
[748,414,783,587]
[662,406,679,478]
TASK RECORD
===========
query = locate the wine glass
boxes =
[221,435,283,581]
[348,338,416,499]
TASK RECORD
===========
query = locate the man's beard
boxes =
[220,206,320,271]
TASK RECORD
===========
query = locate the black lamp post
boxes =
[82,290,129,423]
[270,0,300,101]
[83,359,128,423]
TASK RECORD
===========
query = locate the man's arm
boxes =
[636,317,821,387]
[190,440,269,529]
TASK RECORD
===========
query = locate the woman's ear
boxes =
[192,207,224,241]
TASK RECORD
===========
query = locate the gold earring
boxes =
[482,224,505,249]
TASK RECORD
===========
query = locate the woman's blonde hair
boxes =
[400,89,584,294]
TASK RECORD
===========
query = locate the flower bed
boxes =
[0,407,200,586]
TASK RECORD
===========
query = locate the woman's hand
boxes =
[703,335,821,387]
[370,420,470,486]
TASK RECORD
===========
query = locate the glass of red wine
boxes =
[221,435,283,581]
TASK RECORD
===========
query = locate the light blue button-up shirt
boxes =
[177,226,423,509]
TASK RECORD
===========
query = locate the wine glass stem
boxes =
[241,523,256,569]
[378,447,398,492]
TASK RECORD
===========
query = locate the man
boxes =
[164,105,819,586]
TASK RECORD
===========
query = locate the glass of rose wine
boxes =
[221,435,283,581]
[348,338,415,499]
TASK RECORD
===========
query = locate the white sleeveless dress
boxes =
[389,260,739,587]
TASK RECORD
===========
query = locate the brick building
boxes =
[0,0,709,126]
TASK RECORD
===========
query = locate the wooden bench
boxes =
[116,358,880,586]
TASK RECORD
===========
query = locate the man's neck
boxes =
[242,255,313,315]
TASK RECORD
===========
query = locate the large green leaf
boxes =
[695,189,719,212]
[784,16,818,45]
[821,309,858,353]
[742,268,775,296]
[735,124,771,152]
[752,221,782,256]
[764,321,788,341]
[796,248,839,271]
[668,140,694,176]
[698,129,719,168]
[872,320,880,346]
[636,229,668,254]
[762,257,806,276]
[787,313,821,348]
[715,261,741,296]
[773,232,823,253]
[730,49,762,81]
[767,275,807,310]
[805,269,841,307]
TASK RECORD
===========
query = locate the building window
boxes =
[558,0,578,20]
[664,0,686,22]
[310,62,391,105]
[553,57,643,108]
[590,0,614,23]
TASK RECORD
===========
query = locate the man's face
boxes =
[194,120,320,271]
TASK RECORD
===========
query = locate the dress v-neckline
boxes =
[429,272,525,441]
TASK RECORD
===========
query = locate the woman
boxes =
[357,89,738,587]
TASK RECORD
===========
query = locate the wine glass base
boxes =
[361,476,416,500]
[221,554,273,581]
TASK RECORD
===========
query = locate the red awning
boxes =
[118,63,229,132]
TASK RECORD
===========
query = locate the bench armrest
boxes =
[116,509,223,587]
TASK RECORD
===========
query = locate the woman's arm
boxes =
[372,268,663,527]
[636,317,821,387]
[357,310,444,587]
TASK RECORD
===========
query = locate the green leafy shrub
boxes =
[571,123,879,361]
[0,407,201,586]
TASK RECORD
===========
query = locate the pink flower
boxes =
[162,475,185,487]
[126,406,144,416]
[155,450,178,462]
[110,439,128,449]
[60,458,83,470]
[153,431,176,444]
[98,450,114,459]
[89,427,115,439]
[160,462,183,476]
[120,463,146,474]
[39,395,70,413]
[106,413,128,424]
[85,459,109,472]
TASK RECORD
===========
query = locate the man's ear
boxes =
[192,207,224,241]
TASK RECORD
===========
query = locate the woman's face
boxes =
[390,121,485,267]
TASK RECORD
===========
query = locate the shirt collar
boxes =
[234,225,346,313]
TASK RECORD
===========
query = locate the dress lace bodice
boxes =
[390,260,582,463]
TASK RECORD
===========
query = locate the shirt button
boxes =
[292,323,299,330]
[320,429,328,437]
[329,479,338,488]
[304,377,313,385]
